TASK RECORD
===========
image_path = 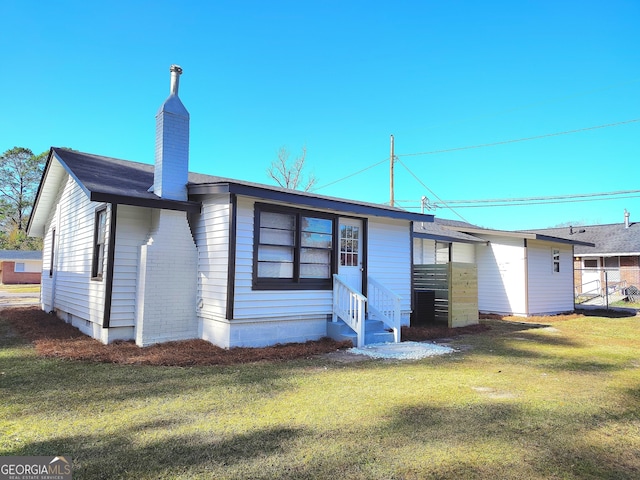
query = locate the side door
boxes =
[338,218,364,292]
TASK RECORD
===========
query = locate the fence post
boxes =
[605,270,609,310]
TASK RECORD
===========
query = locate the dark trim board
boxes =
[361,218,369,299]
[103,204,118,329]
[226,194,237,320]
[190,182,434,223]
[90,192,201,213]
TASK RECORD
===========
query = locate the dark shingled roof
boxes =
[48,148,434,223]
[528,222,640,256]
[415,217,593,247]
[413,218,486,243]
[52,148,201,212]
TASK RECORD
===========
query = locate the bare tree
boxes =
[266,145,317,191]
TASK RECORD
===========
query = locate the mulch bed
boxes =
[3,306,489,366]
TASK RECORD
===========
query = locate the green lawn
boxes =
[1,313,639,479]
[0,284,41,294]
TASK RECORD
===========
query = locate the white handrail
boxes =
[332,274,366,348]
[367,276,401,343]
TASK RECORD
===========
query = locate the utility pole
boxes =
[390,134,395,207]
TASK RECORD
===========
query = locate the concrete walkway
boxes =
[0,290,40,309]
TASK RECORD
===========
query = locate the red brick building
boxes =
[0,250,42,284]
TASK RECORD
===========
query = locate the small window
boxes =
[552,249,560,273]
[92,207,108,279]
[584,259,598,268]
[14,262,25,273]
[254,204,335,290]
[340,224,360,267]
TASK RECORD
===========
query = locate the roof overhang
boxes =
[441,225,595,247]
[412,231,485,244]
[88,191,200,213]
[190,182,434,223]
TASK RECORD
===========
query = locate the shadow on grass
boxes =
[377,401,640,479]
[9,426,304,479]
[576,307,638,318]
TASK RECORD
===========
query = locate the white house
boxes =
[27,66,433,348]
[413,218,592,316]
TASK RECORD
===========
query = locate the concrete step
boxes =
[327,318,395,346]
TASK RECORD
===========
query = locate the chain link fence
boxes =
[575,267,640,308]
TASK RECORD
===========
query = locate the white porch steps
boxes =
[327,318,395,346]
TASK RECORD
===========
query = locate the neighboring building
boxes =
[529,210,640,298]
[0,250,42,285]
[414,218,592,316]
[26,66,433,348]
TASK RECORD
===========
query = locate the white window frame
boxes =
[552,249,560,273]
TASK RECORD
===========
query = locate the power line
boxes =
[432,194,640,208]
[397,190,640,209]
[313,118,638,192]
[398,118,640,158]
[394,157,469,223]
[312,157,388,191]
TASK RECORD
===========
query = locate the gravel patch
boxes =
[349,341,456,360]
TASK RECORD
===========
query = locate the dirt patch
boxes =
[3,307,491,366]
[401,323,489,341]
[2,307,352,366]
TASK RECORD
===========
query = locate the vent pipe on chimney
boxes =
[624,209,630,228]
[170,64,182,95]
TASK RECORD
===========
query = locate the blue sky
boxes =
[3,0,638,230]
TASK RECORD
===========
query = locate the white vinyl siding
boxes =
[413,238,436,264]
[43,174,110,326]
[368,218,412,321]
[452,242,475,263]
[413,238,474,264]
[476,235,527,315]
[110,206,152,328]
[192,195,231,320]
[527,240,574,315]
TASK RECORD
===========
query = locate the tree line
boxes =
[0,147,47,250]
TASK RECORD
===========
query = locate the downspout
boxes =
[410,221,415,319]
[571,245,576,311]
[361,218,369,299]
[102,204,118,328]
[523,238,529,316]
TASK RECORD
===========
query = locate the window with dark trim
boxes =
[253,204,336,290]
[92,207,108,280]
[49,228,55,277]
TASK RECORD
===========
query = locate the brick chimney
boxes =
[153,65,189,201]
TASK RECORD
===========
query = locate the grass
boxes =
[0,283,40,294]
[1,309,639,479]
[612,299,640,309]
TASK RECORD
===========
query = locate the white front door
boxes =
[338,218,363,292]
